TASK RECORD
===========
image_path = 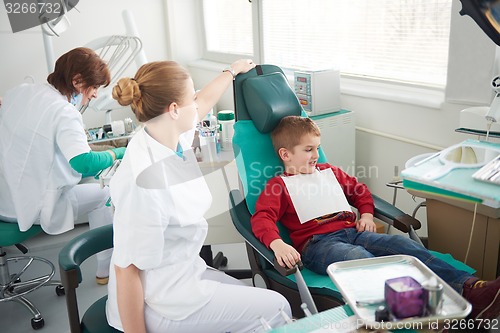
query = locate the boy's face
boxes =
[280,133,321,174]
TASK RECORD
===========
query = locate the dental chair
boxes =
[228,64,475,318]
[58,223,119,333]
[0,220,65,330]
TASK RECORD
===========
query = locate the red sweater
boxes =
[251,163,374,252]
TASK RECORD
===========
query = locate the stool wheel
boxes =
[55,285,65,296]
[31,317,44,330]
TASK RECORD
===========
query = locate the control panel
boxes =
[294,69,341,116]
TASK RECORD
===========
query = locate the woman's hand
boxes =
[230,59,256,75]
[196,59,256,119]
[270,238,301,269]
[356,213,377,232]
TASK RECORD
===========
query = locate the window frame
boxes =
[199,0,457,108]
[200,0,258,64]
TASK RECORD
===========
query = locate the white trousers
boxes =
[145,268,291,333]
[69,183,113,277]
[1,183,113,276]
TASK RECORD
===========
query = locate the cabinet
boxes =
[408,193,500,280]
[311,110,356,175]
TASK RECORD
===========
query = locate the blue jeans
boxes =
[301,228,473,293]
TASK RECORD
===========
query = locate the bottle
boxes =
[422,276,444,315]
[216,131,221,154]
[217,110,235,151]
[124,117,135,134]
[202,109,217,136]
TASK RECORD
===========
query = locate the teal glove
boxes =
[112,147,126,160]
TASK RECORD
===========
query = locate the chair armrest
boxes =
[273,258,302,276]
[58,224,113,333]
[373,194,421,233]
[59,224,114,285]
[229,189,297,276]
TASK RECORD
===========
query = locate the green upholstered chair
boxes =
[58,224,120,333]
[0,221,64,330]
[228,64,476,318]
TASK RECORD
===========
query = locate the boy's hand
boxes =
[270,239,301,269]
[356,213,377,232]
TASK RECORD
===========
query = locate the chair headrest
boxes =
[242,72,302,133]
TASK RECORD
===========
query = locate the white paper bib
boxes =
[281,168,352,224]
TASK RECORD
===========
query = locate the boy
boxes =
[251,116,499,320]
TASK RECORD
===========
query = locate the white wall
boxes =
[0,0,169,128]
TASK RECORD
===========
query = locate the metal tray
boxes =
[326,255,471,329]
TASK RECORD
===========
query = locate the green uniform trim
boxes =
[70,150,115,177]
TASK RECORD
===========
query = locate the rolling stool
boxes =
[0,221,65,330]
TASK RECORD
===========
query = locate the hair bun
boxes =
[112,77,141,107]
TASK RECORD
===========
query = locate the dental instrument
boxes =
[421,142,500,180]
[472,154,500,185]
[413,152,440,167]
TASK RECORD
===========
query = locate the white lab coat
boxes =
[0,83,90,234]
[106,128,219,329]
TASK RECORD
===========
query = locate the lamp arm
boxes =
[487,76,500,123]
[486,94,500,123]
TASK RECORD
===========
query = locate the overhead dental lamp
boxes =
[487,76,500,124]
[459,0,500,46]
[40,1,80,73]
[459,0,500,135]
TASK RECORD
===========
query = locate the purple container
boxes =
[385,276,428,319]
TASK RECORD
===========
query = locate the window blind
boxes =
[203,0,253,55]
[261,0,452,86]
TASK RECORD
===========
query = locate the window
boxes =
[202,0,253,59]
[202,0,452,87]
[262,0,452,87]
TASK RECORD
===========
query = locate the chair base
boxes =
[200,245,253,280]
[0,251,64,330]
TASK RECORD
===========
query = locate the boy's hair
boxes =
[270,116,321,154]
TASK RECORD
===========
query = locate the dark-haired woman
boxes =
[0,47,123,284]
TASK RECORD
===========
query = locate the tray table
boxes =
[326,255,471,329]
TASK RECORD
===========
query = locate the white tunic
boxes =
[106,128,218,330]
[0,83,90,234]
